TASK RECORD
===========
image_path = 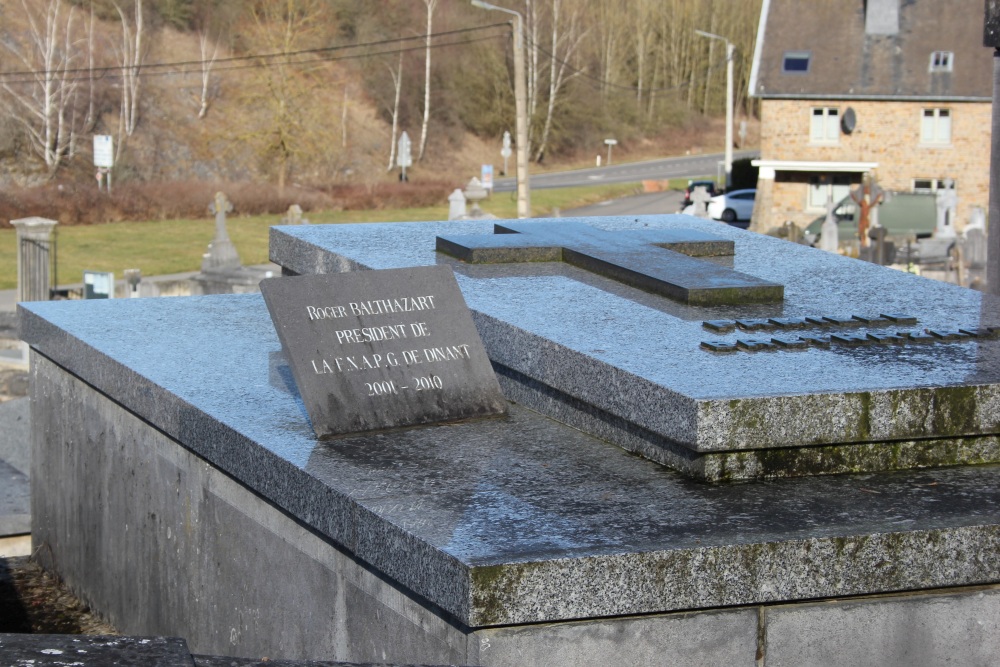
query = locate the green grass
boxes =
[0,183,639,290]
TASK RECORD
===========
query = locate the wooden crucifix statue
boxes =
[849,172,884,248]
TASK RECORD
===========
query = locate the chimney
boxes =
[865,0,899,35]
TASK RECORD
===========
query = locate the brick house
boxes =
[748,0,992,234]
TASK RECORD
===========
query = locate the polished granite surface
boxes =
[269,217,1000,479]
[19,293,1000,626]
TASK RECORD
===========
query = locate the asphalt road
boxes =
[492,150,758,192]
[562,190,685,217]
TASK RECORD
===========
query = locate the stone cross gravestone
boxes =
[820,198,840,253]
[690,185,712,219]
[202,192,241,272]
[436,220,784,306]
[260,265,506,438]
[281,204,308,226]
[936,179,958,239]
[447,189,466,220]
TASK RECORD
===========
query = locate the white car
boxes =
[707,189,756,225]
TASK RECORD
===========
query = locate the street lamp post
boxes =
[472,0,530,218]
[695,29,734,190]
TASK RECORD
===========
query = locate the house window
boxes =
[810,107,839,143]
[783,51,811,73]
[913,178,954,193]
[929,51,953,72]
[920,108,951,144]
[808,175,852,210]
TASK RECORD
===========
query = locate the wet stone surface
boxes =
[270,216,1000,479]
[0,633,191,666]
[436,220,784,306]
[17,288,1000,626]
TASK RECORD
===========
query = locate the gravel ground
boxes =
[0,556,118,634]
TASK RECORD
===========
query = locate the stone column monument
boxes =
[11,217,58,303]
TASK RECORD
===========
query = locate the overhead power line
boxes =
[0,22,510,85]
[526,35,740,96]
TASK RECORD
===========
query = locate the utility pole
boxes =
[472,1,530,218]
[696,30,734,190]
[984,1,1000,294]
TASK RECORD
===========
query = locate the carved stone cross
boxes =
[208,191,234,242]
[202,191,240,272]
[436,221,783,306]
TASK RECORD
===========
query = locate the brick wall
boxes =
[756,99,991,232]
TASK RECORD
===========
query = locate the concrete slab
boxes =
[0,534,31,557]
[0,459,29,537]
[764,587,1000,667]
[0,397,31,476]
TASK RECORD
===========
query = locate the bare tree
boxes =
[197,30,219,119]
[533,0,585,163]
[417,0,438,161]
[0,0,83,175]
[385,52,403,171]
[113,0,145,162]
[85,2,96,130]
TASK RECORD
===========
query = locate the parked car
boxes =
[707,189,756,226]
[680,179,719,208]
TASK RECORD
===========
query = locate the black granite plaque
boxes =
[901,330,936,343]
[771,336,809,349]
[926,329,969,341]
[703,319,736,333]
[701,340,739,352]
[882,313,918,325]
[261,266,507,438]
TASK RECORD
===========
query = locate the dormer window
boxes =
[929,51,953,72]
[782,51,811,74]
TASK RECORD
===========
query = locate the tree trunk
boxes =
[417,0,437,161]
[387,52,402,171]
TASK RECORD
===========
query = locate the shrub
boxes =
[0,180,455,228]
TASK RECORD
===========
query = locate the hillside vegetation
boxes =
[0,0,761,225]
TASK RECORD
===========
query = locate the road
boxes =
[561,190,685,217]
[492,150,758,192]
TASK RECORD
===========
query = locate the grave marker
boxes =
[690,185,713,218]
[436,221,783,306]
[260,265,506,438]
[202,192,241,272]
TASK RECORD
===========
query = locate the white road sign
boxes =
[93,135,114,168]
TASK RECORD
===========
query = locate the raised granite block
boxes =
[270,216,1000,481]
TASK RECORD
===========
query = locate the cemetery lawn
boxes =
[0,184,637,290]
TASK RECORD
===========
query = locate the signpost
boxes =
[501,131,512,175]
[604,138,618,166]
[93,135,114,193]
[481,165,494,191]
[397,131,412,182]
[83,271,114,299]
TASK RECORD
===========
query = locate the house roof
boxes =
[749,0,993,101]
